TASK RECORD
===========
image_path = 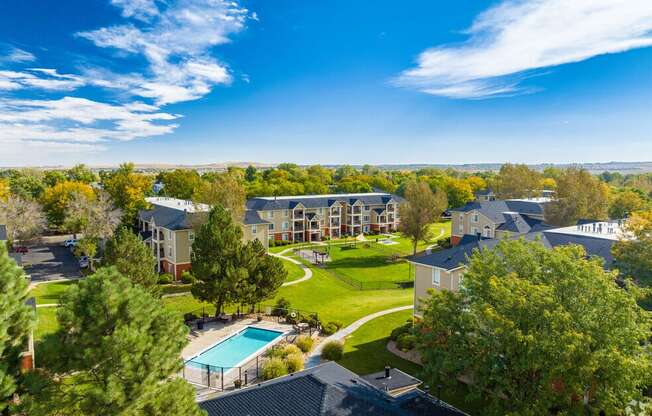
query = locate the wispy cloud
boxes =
[396,0,652,99]
[78,0,249,104]
[1,0,253,162]
[0,45,36,63]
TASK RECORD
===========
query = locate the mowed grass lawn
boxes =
[325,244,410,284]
[336,308,486,416]
[282,257,305,282]
[30,280,77,305]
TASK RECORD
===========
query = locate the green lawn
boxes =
[325,244,411,284]
[282,257,306,282]
[29,280,77,305]
[336,308,486,416]
[35,307,59,341]
[271,267,412,326]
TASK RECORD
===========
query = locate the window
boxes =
[269,223,275,231]
[282,221,289,230]
[283,210,289,217]
[282,233,289,241]
[473,213,479,223]
[252,224,257,234]
[188,231,194,241]
[363,215,370,222]
[167,230,172,240]
[318,208,323,214]
[168,246,172,257]
[364,205,370,211]
[363,225,369,233]
[266,211,273,219]
[432,268,441,286]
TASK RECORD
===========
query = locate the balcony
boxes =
[293,210,304,220]
[352,207,362,214]
[293,224,304,232]
[330,219,340,227]
[309,221,320,230]
[330,209,340,216]
[387,205,395,212]
[352,218,361,225]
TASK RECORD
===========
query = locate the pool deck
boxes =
[182,318,294,361]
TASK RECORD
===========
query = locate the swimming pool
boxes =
[188,326,284,369]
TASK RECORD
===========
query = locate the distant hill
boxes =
[5,161,652,174]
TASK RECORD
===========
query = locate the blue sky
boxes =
[1,0,652,166]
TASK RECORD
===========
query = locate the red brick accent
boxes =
[21,354,33,371]
[274,232,283,241]
[175,263,192,279]
[161,259,174,275]
[451,235,462,246]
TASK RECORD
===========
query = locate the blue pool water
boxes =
[189,327,283,369]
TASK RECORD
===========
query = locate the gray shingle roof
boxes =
[451,200,547,223]
[244,210,271,225]
[361,368,421,393]
[200,362,467,416]
[139,205,269,229]
[410,229,617,270]
[246,193,403,211]
[495,214,553,234]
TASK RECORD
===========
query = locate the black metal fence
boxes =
[183,352,267,391]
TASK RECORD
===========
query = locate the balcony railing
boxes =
[352,207,361,214]
[309,222,320,230]
[294,225,304,232]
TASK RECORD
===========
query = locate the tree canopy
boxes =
[41,180,95,228]
[103,227,158,290]
[398,180,447,255]
[26,268,204,416]
[613,209,652,286]
[492,163,542,199]
[417,239,651,415]
[545,168,610,226]
[102,163,152,225]
[0,243,35,412]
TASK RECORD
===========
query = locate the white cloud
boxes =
[0,46,36,63]
[396,0,652,99]
[0,97,178,145]
[78,0,248,104]
[0,69,86,91]
[111,0,160,21]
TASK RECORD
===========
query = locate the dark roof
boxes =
[373,208,386,215]
[361,368,421,393]
[495,214,553,234]
[244,210,271,225]
[450,200,547,223]
[0,224,6,240]
[410,229,617,270]
[200,362,467,416]
[246,193,403,211]
[138,204,198,230]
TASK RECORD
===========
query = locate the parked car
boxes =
[64,239,77,248]
[14,246,29,254]
[78,256,89,268]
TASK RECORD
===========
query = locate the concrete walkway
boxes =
[425,227,447,255]
[306,304,413,368]
[270,251,314,287]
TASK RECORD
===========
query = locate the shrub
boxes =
[262,357,288,380]
[183,313,198,322]
[285,353,304,373]
[390,323,412,341]
[180,271,196,284]
[321,322,338,336]
[321,340,344,361]
[330,321,343,330]
[295,336,314,353]
[302,313,321,328]
[266,345,285,359]
[272,297,291,317]
[283,344,302,357]
[157,273,173,284]
[396,334,416,352]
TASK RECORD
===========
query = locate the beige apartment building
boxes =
[245,192,403,243]
[138,197,270,279]
[450,198,550,245]
[409,220,624,317]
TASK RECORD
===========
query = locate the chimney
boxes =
[384,366,391,379]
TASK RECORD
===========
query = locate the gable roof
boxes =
[138,204,198,230]
[246,193,404,211]
[244,210,271,226]
[495,214,553,234]
[199,362,467,416]
[451,199,547,223]
[410,226,618,271]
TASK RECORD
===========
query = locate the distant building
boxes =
[152,181,165,194]
[409,219,626,317]
[138,197,270,279]
[199,361,468,416]
[246,192,403,243]
[450,198,552,245]
[474,187,496,202]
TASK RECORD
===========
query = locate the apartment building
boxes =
[409,220,625,317]
[450,198,551,245]
[245,192,403,243]
[138,197,270,279]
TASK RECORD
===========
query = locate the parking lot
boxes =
[21,240,80,282]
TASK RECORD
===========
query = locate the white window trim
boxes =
[252,224,257,234]
[432,268,441,286]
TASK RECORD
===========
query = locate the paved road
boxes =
[22,243,80,281]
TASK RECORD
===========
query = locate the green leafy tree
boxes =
[398,180,448,255]
[191,204,248,314]
[193,172,246,224]
[103,163,153,225]
[417,239,652,415]
[66,164,97,184]
[8,169,45,199]
[493,163,542,199]
[613,209,652,285]
[41,180,95,229]
[239,239,286,311]
[43,170,67,187]
[245,165,258,182]
[0,243,35,412]
[545,168,610,226]
[160,169,202,200]
[28,268,204,416]
[103,227,158,290]
[609,189,649,219]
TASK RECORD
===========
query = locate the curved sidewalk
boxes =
[270,250,314,287]
[306,304,414,368]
